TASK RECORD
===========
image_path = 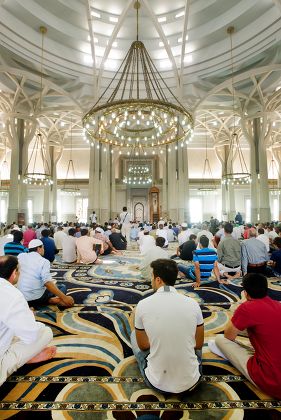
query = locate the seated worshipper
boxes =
[17,239,74,308]
[217,223,241,281]
[104,225,112,239]
[41,229,59,263]
[267,236,281,276]
[241,228,269,275]
[156,224,168,248]
[171,234,197,260]
[109,227,127,250]
[178,223,193,246]
[92,227,120,255]
[61,228,77,263]
[167,225,176,242]
[130,223,139,241]
[23,224,36,248]
[76,228,103,264]
[0,255,56,386]
[177,235,220,287]
[197,224,214,245]
[131,259,204,393]
[138,237,169,280]
[138,228,155,255]
[257,228,270,252]
[54,225,67,250]
[214,273,281,399]
[4,230,28,256]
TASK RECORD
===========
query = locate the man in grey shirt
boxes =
[241,228,269,275]
[217,223,241,281]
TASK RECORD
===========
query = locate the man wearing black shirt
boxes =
[171,234,197,260]
[109,227,127,250]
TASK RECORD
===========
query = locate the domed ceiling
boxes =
[1,0,281,149]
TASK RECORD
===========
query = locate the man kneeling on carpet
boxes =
[210,273,281,399]
[17,239,74,308]
[0,256,56,386]
[131,259,204,394]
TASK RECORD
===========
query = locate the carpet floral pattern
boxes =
[0,252,281,419]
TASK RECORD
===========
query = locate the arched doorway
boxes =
[134,202,144,222]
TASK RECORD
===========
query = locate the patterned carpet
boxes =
[1,249,281,419]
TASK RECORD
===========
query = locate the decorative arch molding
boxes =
[134,202,144,223]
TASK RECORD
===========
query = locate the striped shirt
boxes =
[4,242,28,256]
[193,247,218,279]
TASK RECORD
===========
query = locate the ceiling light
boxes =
[175,11,184,19]
[158,16,166,23]
[222,27,251,187]
[23,26,53,187]
[109,16,118,23]
[177,35,188,43]
[159,40,169,47]
[184,54,193,63]
[91,11,101,19]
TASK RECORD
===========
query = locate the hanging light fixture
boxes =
[82,1,194,151]
[269,141,281,195]
[23,26,53,187]
[198,116,218,195]
[123,147,152,185]
[221,26,251,187]
[0,136,9,196]
[61,118,81,196]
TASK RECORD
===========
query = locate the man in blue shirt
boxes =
[41,229,58,263]
[4,230,28,256]
[18,239,74,308]
[177,235,220,287]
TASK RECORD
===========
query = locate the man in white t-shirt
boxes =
[131,258,204,393]
[138,229,155,255]
[156,224,168,247]
[119,206,131,243]
[178,223,193,246]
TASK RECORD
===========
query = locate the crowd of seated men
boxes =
[0,217,280,400]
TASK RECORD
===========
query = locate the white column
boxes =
[6,118,19,224]
[88,144,100,221]
[100,144,110,222]
[178,146,190,222]
[167,147,178,221]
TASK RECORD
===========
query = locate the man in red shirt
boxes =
[215,273,281,399]
[23,224,36,248]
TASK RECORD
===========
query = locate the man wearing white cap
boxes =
[178,223,193,246]
[138,228,155,255]
[17,239,74,308]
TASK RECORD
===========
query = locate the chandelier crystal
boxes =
[83,1,193,151]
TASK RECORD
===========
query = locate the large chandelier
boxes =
[61,118,81,196]
[23,26,53,187]
[82,1,194,151]
[198,117,218,195]
[221,27,251,187]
